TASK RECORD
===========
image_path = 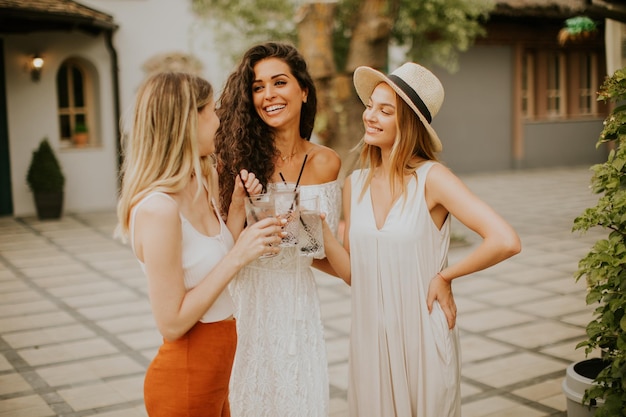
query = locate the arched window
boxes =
[56,58,94,147]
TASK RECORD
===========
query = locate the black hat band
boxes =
[388,74,432,124]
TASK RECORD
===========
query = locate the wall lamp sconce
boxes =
[30,55,44,82]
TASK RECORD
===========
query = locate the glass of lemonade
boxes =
[272,184,300,247]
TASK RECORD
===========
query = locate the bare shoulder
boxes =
[306,142,341,182]
[135,193,179,226]
[424,162,470,200]
[426,162,461,185]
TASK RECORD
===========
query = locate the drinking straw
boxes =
[279,172,300,215]
[295,154,308,189]
[280,159,319,252]
[239,172,259,222]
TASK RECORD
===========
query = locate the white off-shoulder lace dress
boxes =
[229,180,342,417]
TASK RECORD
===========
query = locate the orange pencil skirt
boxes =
[144,319,237,417]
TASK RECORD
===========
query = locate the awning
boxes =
[0,0,117,35]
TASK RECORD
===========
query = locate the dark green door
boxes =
[0,39,13,215]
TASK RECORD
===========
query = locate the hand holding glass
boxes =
[274,187,300,247]
[244,193,278,258]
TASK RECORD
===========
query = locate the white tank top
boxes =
[130,192,235,323]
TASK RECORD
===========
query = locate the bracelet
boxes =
[437,272,451,283]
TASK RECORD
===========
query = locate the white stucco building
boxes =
[0,0,229,217]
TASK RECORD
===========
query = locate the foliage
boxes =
[26,138,65,193]
[564,16,597,35]
[192,0,494,73]
[573,68,626,417]
[192,0,297,61]
[74,122,88,133]
[392,0,493,71]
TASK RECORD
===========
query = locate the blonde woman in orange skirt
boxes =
[116,72,284,416]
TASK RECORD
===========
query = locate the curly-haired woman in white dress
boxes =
[215,42,342,417]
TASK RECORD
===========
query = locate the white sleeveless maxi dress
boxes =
[348,162,461,417]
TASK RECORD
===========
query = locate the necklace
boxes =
[279,149,297,162]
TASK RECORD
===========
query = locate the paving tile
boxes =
[0,299,56,317]
[494,267,565,285]
[61,289,139,309]
[4,324,95,349]
[460,381,483,398]
[326,337,349,365]
[319,298,351,320]
[540,341,594,363]
[31,272,102,289]
[0,311,75,333]
[19,264,91,279]
[0,290,43,305]
[323,316,351,335]
[0,394,54,417]
[117,329,162,351]
[36,356,141,387]
[18,338,119,366]
[90,406,147,417]
[452,277,511,297]
[97,313,156,334]
[472,287,552,307]
[462,352,566,388]
[514,295,590,318]
[328,361,349,392]
[0,270,16,280]
[329,397,348,417]
[57,379,133,411]
[461,335,515,364]
[3,254,77,269]
[78,300,152,320]
[47,281,121,298]
[462,396,547,417]
[0,372,32,395]
[488,321,584,349]
[457,308,535,333]
[0,354,12,371]
[456,297,490,314]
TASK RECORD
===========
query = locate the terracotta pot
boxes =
[73,132,89,147]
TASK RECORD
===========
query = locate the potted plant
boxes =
[26,138,65,219]
[73,122,89,146]
[568,68,626,416]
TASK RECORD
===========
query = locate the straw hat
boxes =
[353,62,444,152]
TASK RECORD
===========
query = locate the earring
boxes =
[303,96,308,103]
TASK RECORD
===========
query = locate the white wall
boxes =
[83,0,228,120]
[4,31,119,217]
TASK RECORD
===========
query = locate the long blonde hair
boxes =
[358,88,439,201]
[116,72,214,239]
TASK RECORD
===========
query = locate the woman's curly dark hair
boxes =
[215,41,317,216]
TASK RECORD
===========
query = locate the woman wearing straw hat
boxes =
[215,42,342,417]
[116,72,283,416]
[322,62,521,417]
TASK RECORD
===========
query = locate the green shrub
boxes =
[26,138,65,193]
[573,68,626,417]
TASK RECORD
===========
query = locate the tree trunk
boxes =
[296,2,336,80]
[345,0,397,72]
[296,3,342,158]
[297,1,397,180]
